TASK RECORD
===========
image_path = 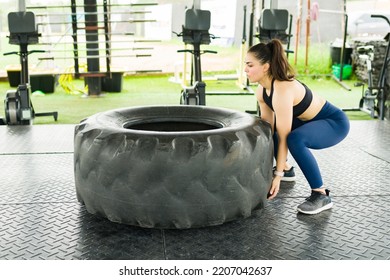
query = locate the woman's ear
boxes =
[263,62,270,74]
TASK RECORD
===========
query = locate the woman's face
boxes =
[244,52,269,83]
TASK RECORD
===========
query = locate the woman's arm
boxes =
[267,81,294,199]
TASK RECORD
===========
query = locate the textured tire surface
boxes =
[74,106,273,229]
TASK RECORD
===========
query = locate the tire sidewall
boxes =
[74,106,273,229]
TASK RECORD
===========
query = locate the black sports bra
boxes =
[262,79,313,117]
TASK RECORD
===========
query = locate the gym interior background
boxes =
[0,0,388,74]
[1,0,390,266]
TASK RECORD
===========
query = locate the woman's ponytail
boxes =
[269,39,295,81]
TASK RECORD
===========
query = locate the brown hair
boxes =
[248,39,295,81]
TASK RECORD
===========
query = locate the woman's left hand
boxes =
[267,176,281,200]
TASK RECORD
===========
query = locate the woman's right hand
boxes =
[267,176,281,200]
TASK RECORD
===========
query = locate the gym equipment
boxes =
[174,5,217,105]
[26,1,161,94]
[74,105,273,229]
[255,8,293,56]
[1,11,58,126]
[171,2,256,113]
[354,45,376,117]
[353,15,390,120]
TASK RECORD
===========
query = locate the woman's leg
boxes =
[287,110,350,189]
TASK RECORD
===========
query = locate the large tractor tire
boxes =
[74,106,273,229]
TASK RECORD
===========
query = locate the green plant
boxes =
[290,43,333,75]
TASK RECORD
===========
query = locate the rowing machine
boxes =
[1,11,58,125]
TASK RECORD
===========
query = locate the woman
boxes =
[245,39,350,215]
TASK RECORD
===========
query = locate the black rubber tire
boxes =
[74,105,273,229]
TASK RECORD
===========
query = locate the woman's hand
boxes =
[267,176,281,200]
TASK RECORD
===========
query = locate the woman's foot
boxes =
[297,189,333,214]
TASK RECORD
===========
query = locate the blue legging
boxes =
[274,101,350,189]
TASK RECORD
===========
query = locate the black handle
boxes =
[371,14,390,26]
[172,31,183,37]
[28,50,45,55]
[177,49,191,53]
[203,50,217,54]
[3,51,18,56]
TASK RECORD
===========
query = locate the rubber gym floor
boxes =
[0,120,389,260]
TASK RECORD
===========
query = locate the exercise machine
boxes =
[256,8,293,55]
[354,45,377,118]
[354,15,390,120]
[174,4,216,105]
[0,11,58,125]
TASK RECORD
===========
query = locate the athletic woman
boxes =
[245,39,350,214]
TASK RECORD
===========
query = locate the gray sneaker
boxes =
[297,189,333,214]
